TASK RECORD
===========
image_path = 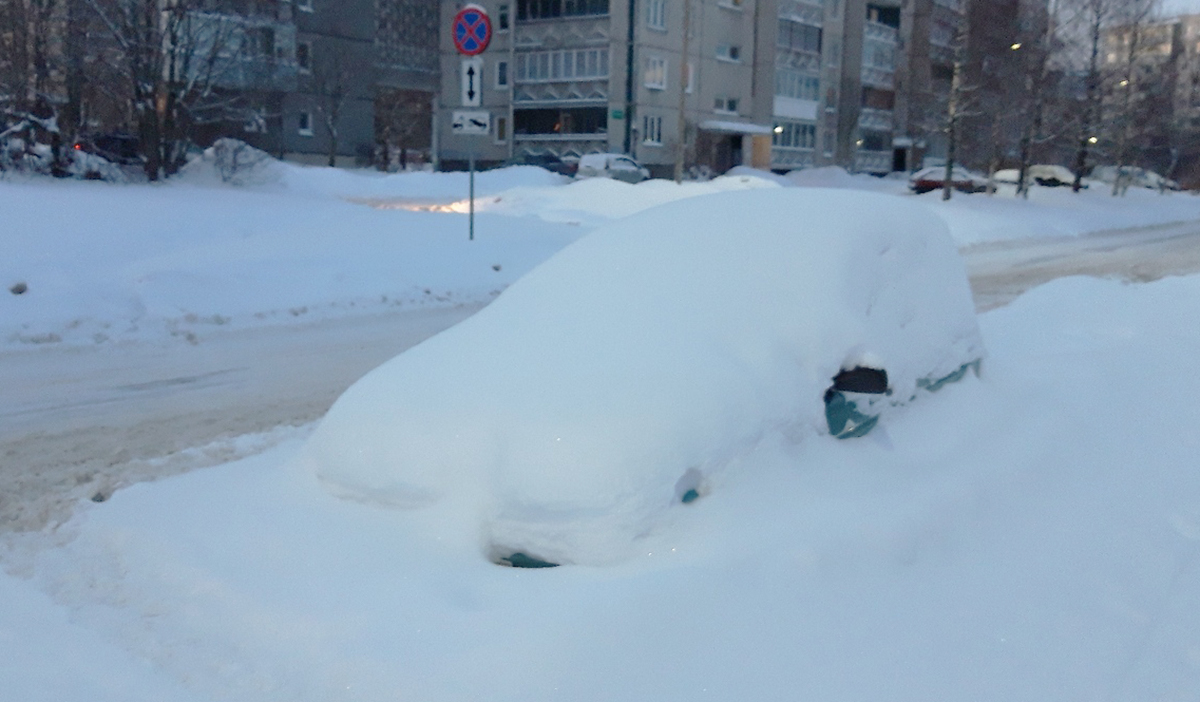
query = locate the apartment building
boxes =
[436,0,776,176]
[435,0,1030,175]
[1102,12,1200,181]
[283,0,437,166]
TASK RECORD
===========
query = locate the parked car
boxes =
[993,164,1083,188]
[305,188,985,567]
[908,165,988,194]
[576,153,651,183]
[1090,165,1180,191]
[73,133,142,166]
[512,152,578,177]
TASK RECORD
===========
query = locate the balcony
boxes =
[864,20,898,45]
[854,149,892,174]
[861,66,894,89]
[778,0,823,27]
[858,107,893,131]
[771,147,814,170]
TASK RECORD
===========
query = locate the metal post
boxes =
[469,150,475,241]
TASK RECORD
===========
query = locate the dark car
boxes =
[74,133,142,166]
[512,152,578,177]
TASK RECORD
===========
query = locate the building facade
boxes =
[436,0,776,176]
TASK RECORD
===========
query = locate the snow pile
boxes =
[784,165,909,193]
[302,189,984,565]
[464,171,782,225]
[175,149,567,200]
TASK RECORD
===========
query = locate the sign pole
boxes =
[452,3,492,243]
[469,150,476,241]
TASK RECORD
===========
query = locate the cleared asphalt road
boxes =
[4,219,1200,532]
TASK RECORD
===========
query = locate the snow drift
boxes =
[300,189,985,565]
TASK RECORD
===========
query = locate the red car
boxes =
[908,165,988,194]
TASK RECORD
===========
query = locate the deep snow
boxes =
[3,274,1200,701]
[3,159,1200,700]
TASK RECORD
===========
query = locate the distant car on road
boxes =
[576,153,651,184]
[908,165,988,194]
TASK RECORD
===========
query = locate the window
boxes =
[647,0,666,30]
[514,106,608,135]
[517,0,609,20]
[297,0,312,11]
[714,96,738,113]
[861,87,895,110]
[717,44,741,62]
[777,19,822,54]
[685,60,695,93]
[645,56,667,89]
[296,41,311,72]
[642,115,663,144]
[772,121,816,149]
[498,4,510,30]
[298,111,313,136]
[495,116,508,143]
[497,60,509,88]
[859,130,890,151]
[719,0,743,8]
[517,48,609,81]
[775,70,820,101]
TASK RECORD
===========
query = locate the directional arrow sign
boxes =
[460,57,483,107]
[451,110,491,135]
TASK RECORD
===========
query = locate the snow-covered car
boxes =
[576,152,651,183]
[1090,165,1180,191]
[301,189,985,567]
[993,165,1083,188]
[908,165,988,194]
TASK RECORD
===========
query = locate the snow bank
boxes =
[177,148,567,199]
[302,189,984,565]
[0,179,581,348]
[467,171,782,225]
[922,183,1200,244]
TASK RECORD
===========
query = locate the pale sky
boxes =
[1161,0,1200,16]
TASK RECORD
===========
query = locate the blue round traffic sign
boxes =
[453,6,492,56]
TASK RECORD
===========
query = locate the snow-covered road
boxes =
[3,220,1200,532]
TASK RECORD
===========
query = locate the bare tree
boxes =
[375,87,431,171]
[311,47,351,168]
[1104,0,1160,195]
[84,0,243,180]
[942,1,974,201]
[1063,0,1121,191]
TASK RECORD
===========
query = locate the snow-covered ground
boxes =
[4,272,1200,701]
[3,159,1200,700]
[5,159,1200,349]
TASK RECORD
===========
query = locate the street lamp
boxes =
[773,125,784,134]
[1088,136,1098,144]
[1010,42,1022,50]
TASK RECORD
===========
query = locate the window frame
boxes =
[297,110,314,136]
[644,55,667,90]
[646,0,666,31]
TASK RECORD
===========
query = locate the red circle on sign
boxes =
[452,6,492,56]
